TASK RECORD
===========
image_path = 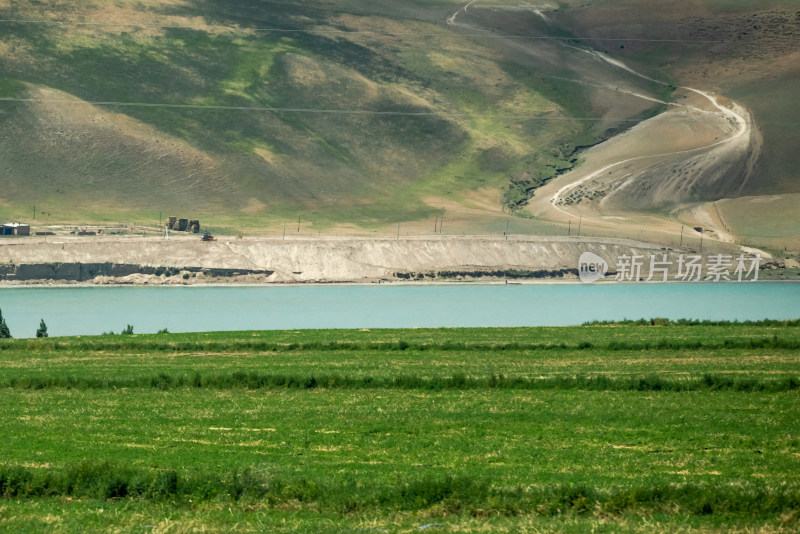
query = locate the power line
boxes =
[0,19,725,43]
[0,96,759,122]
[2,97,794,125]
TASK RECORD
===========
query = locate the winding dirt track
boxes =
[448,2,753,249]
[549,87,748,218]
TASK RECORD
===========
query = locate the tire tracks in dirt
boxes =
[447,2,754,250]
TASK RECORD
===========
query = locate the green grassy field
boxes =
[1,323,799,532]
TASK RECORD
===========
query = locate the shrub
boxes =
[36,319,48,338]
[0,308,10,339]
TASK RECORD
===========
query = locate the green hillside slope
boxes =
[0,0,665,229]
[3,0,794,237]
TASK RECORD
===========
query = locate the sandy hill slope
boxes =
[550,0,800,198]
[528,0,800,252]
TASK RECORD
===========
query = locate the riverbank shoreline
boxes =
[1,234,793,287]
[3,271,800,289]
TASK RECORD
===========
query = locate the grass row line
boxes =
[2,337,800,353]
[1,462,798,517]
[582,319,800,327]
[4,373,799,392]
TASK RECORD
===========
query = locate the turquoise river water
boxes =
[1,283,799,338]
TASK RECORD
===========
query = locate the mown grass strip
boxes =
[1,462,798,517]
[583,319,800,327]
[2,336,800,353]
[3,372,799,392]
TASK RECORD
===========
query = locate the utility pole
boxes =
[283,223,286,240]
[505,219,509,241]
[440,207,445,234]
[33,204,36,220]
[568,220,571,236]
[700,232,703,253]
[397,224,400,240]
[434,216,438,234]
[577,216,582,237]
[679,225,684,248]
[297,216,301,233]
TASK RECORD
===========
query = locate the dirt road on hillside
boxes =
[448,2,759,252]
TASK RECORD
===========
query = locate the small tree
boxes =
[0,308,11,339]
[121,324,134,335]
[36,319,48,338]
